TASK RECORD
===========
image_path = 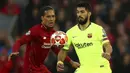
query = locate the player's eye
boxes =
[46,16,51,18]
[80,10,85,13]
[52,15,55,17]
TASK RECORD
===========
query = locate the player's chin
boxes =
[48,23,54,27]
[48,26,54,28]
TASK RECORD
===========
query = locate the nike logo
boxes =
[100,65,104,68]
[72,36,77,38]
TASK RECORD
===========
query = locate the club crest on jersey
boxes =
[88,33,92,38]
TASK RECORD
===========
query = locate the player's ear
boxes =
[88,12,91,17]
[41,16,44,20]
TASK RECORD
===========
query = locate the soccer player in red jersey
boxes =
[8,6,80,73]
[0,52,19,73]
[0,60,13,73]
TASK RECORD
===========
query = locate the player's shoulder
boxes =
[66,24,78,33]
[91,22,103,30]
[30,24,41,31]
[26,24,41,35]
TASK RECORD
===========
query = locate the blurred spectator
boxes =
[25,6,40,31]
[0,0,7,9]
[116,23,129,54]
[0,31,11,48]
[124,13,130,36]
[57,8,66,31]
[0,48,8,70]
[0,0,20,15]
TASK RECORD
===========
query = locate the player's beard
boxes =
[77,16,88,25]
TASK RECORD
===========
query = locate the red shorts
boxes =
[28,65,51,73]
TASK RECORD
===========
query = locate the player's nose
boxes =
[50,16,55,20]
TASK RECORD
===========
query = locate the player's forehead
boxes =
[77,7,87,12]
[44,10,55,16]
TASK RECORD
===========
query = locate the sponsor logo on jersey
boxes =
[41,42,51,48]
[74,42,93,49]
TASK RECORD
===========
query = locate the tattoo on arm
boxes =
[103,42,112,54]
[58,49,68,61]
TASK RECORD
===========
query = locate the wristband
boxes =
[57,61,64,65]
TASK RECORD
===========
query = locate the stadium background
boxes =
[0,0,130,73]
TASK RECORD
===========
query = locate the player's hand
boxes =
[8,52,19,61]
[57,61,64,72]
[70,60,80,68]
[102,53,111,60]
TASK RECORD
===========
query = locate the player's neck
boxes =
[41,22,52,31]
[79,20,90,31]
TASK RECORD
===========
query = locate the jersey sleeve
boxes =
[63,30,72,51]
[98,27,109,45]
[12,28,36,52]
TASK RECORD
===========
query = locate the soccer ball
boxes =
[50,31,68,46]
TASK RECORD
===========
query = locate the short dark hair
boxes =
[39,6,54,16]
[76,2,92,12]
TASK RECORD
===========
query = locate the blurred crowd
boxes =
[0,0,130,73]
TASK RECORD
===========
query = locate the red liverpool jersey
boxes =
[12,24,70,73]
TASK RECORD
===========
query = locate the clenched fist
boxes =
[57,61,64,72]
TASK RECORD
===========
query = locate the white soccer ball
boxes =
[50,31,68,46]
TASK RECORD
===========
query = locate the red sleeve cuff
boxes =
[65,56,71,62]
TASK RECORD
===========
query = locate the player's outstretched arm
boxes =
[9,34,32,60]
[58,49,67,62]
[57,49,67,72]
[102,42,113,60]
[11,28,36,53]
[57,49,80,72]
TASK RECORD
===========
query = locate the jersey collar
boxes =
[41,24,53,31]
[78,22,91,31]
